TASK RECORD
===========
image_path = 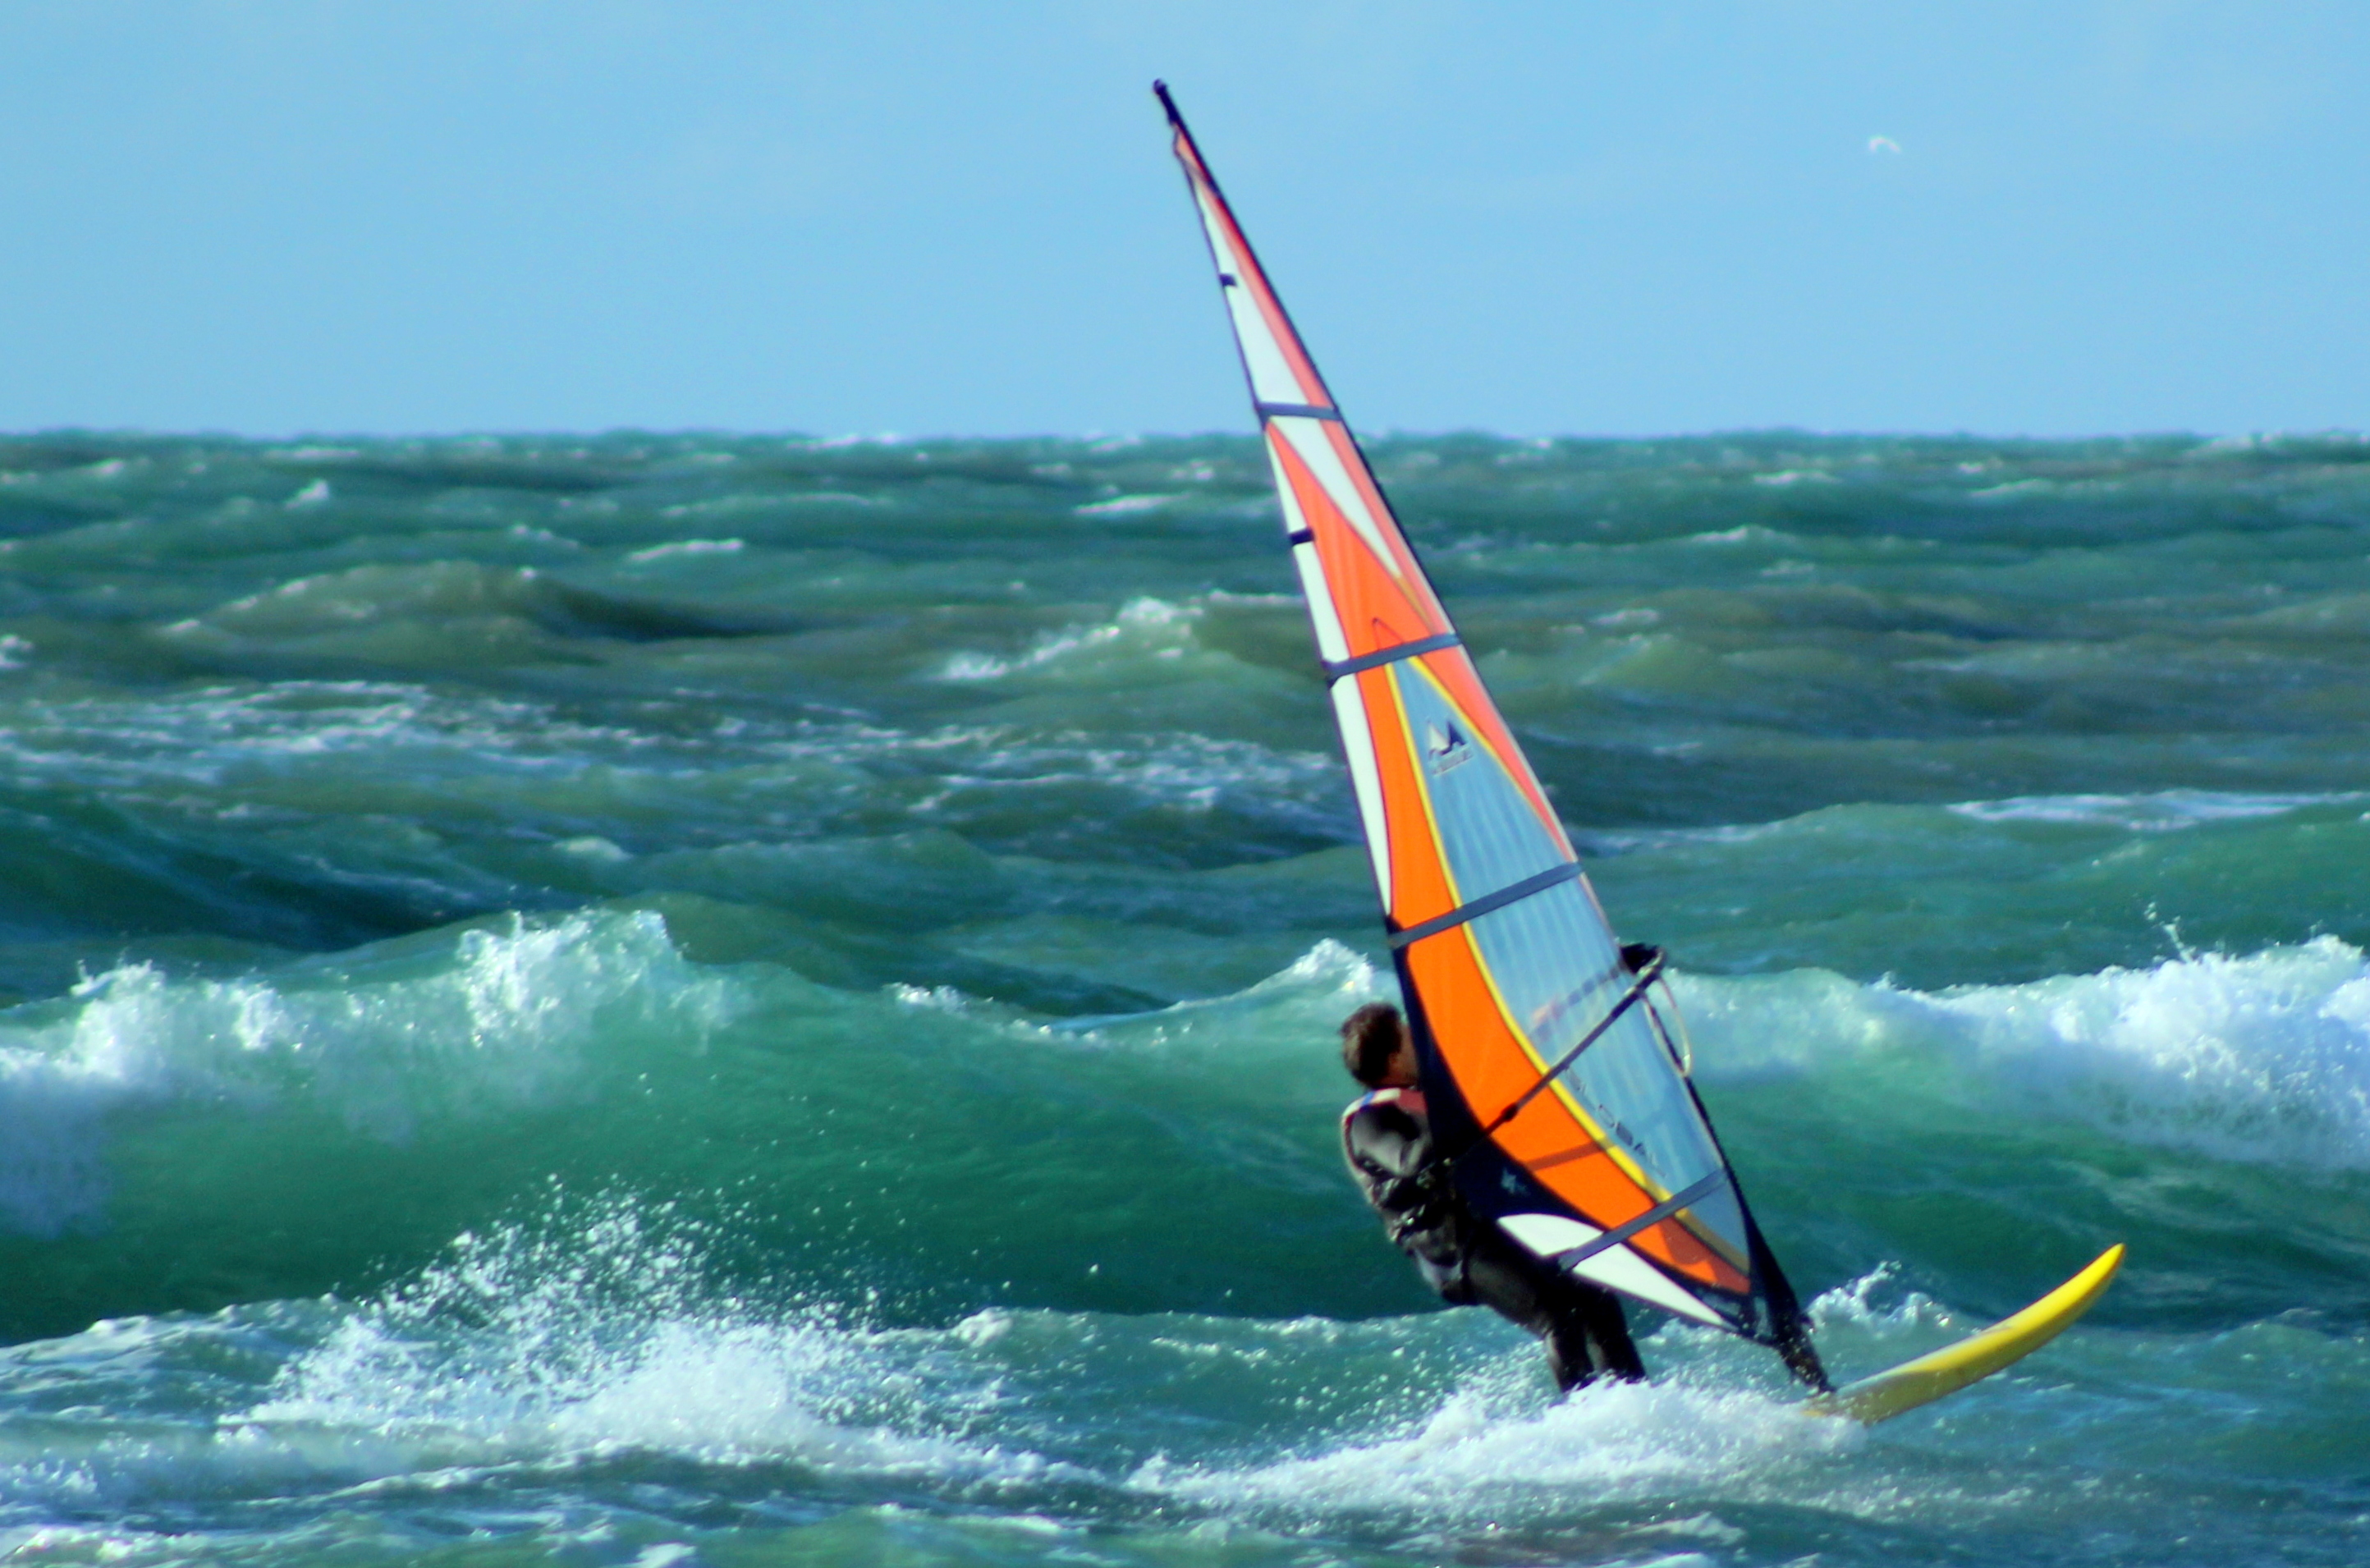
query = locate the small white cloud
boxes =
[1867,135,1902,155]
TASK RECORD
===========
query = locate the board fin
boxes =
[1803,1244,2125,1424]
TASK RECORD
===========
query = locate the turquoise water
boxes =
[0,429,2366,1565]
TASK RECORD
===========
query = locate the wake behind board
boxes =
[1805,1245,2125,1424]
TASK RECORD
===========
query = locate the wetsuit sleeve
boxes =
[1343,1101,1432,1185]
[1342,1101,1464,1282]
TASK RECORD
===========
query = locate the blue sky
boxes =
[3,2,2363,437]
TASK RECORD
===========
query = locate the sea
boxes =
[0,427,2365,1567]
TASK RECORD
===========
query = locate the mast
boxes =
[1156,82,1824,1386]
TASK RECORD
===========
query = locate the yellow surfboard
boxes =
[1804,1245,2125,1424]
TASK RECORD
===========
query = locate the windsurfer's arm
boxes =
[1344,1098,1428,1180]
[1342,1099,1456,1243]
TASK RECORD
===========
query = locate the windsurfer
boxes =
[1339,1001,1644,1392]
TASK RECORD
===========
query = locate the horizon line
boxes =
[7,424,2366,447]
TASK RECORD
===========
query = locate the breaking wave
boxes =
[1682,937,2370,1169]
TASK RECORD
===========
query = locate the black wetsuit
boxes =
[1342,1086,1643,1391]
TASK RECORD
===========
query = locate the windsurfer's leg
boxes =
[1460,1233,1643,1391]
[1542,1274,1643,1387]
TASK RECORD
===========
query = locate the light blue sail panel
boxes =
[1392,656,1747,1260]
[1460,883,1746,1252]
[1389,661,1567,902]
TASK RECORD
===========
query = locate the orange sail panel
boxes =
[1158,83,1786,1340]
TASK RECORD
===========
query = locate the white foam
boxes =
[0,1208,1084,1513]
[1680,937,2370,1168]
[0,911,742,1235]
[0,681,662,790]
[1685,524,1795,545]
[1265,937,1386,997]
[626,538,744,562]
[1946,788,2363,832]
[1075,493,1183,516]
[1135,1378,1849,1517]
[1932,939,2370,1167]
[730,717,1339,828]
[1592,788,2363,860]
[933,597,1197,681]
[2187,431,2368,457]
[2,676,1337,840]
[253,1305,1013,1478]
[1805,1263,1931,1333]
[1592,607,1662,630]
[234,1202,1072,1488]
[889,982,972,1014]
[659,490,879,516]
[1052,939,1387,1043]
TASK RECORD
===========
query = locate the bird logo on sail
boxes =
[1423,718,1474,775]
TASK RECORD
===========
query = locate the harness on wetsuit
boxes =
[1340,1086,1468,1295]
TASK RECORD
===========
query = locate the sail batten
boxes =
[1324,634,1462,684]
[1158,83,1808,1352]
[1389,862,1582,948]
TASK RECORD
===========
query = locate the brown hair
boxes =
[1340,1002,1409,1086]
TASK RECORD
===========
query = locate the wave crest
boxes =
[0,910,739,1234]
[1683,937,2370,1168]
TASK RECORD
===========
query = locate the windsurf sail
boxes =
[1157,83,1825,1382]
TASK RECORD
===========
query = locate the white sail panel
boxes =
[1497,1214,1728,1326]
[1177,156,1328,410]
[1328,677,1393,902]
[1271,418,1409,594]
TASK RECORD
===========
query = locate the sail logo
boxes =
[1423,718,1474,776]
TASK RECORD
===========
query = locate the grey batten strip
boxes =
[1552,1171,1727,1271]
[1386,861,1582,950]
[1322,632,1461,683]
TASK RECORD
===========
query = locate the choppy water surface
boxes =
[0,429,2367,1566]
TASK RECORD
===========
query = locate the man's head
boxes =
[1341,1002,1416,1089]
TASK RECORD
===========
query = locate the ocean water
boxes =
[0,428,2366,1566]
